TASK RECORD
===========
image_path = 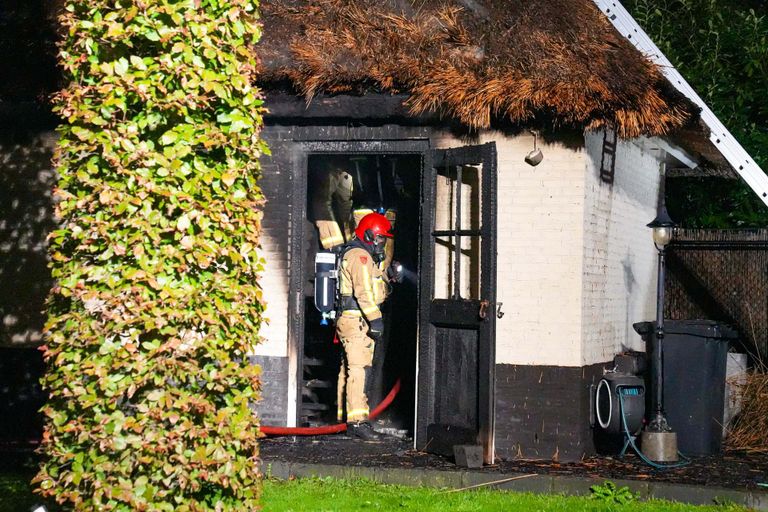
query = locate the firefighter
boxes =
[336,212,395,440]
[349,155,399,268]
[310,158,354,250]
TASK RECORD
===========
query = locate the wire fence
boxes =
[665,228,768,362]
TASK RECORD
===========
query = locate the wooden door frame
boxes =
[287,137,431,427]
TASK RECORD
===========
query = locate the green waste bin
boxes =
[634,320,737,456]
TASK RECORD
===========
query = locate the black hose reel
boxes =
[592,373,645,435]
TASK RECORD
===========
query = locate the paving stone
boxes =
[453,445,484,469]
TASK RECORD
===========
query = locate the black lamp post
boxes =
[641,201,679,461]
[647,205,675,430]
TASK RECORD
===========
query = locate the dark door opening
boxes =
[301,153,422,435]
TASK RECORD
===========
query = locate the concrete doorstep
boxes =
[262,460,768,510]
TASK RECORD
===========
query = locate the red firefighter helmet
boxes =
[355,212,394,244]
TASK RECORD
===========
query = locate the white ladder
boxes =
[592,0,768,206]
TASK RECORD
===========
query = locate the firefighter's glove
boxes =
[369,318,384,342]
[387,261,404,284]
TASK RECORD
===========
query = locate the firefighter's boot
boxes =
[347,421,382,441]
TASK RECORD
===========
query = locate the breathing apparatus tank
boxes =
[314,251,338,325]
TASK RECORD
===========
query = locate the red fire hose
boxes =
[259,378,401,436]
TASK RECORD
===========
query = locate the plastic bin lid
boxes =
[633,319,738,339]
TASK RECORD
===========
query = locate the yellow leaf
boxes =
[222,173,236,187]
[99,189,114,204]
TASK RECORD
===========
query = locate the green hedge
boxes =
[34,0,267,509]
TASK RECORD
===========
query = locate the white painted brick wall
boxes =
[254,231,289,357]
[433,131,586,366]
[580,131,662,366]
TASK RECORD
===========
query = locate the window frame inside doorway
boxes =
[287,138,431,428]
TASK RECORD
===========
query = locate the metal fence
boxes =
[666,229,768,361]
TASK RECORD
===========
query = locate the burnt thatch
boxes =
[258,0,697,137]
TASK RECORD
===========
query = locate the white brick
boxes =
[254,229,290,357]
[580,132,660,365]
[435,129,661,367]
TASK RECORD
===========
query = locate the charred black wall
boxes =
[494,362,607,462]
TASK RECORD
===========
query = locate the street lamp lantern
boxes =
[647,204,676,248]
[640,200,680,462]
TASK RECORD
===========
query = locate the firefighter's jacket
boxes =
[339,242,389,322]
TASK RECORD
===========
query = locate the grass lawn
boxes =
[0,473,749,511]
[262,477,748,512]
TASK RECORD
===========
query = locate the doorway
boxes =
[301,152,422,435]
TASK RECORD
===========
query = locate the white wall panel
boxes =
[580,130,662,365]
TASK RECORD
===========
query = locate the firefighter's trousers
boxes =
[336,313,375,423]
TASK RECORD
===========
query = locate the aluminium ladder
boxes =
[592,0,768,207]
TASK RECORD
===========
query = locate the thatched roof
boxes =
[258,0,698,137]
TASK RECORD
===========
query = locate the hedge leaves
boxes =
[34,0,267,509]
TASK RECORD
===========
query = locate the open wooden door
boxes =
[416,143,497,464]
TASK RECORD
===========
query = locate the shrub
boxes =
[33,0,267,509]
[590,480,638,506]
